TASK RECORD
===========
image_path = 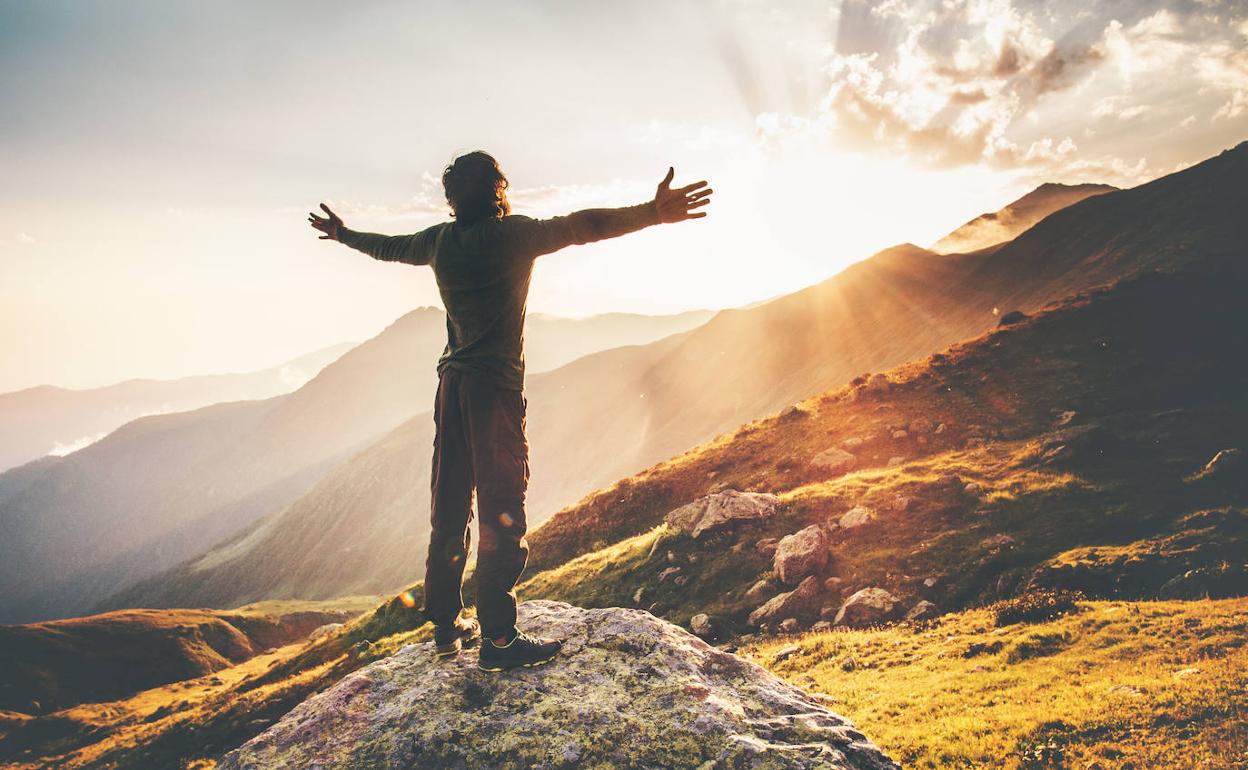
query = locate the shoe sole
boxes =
[477,652,560,672]
[434,636,481,659]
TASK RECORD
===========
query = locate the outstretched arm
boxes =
[308,203,434,266]
[517,167,713,258]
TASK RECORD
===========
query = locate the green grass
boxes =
[748,598,1248,770]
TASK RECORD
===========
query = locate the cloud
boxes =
[16,232,35,244]
[776,1,1248,183]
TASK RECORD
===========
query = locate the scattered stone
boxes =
[308,623,343,640]
[886,456,906,467]
[891,430,908,440]
[749,575,822,627]
[997,309,1028,326]
[690,613,713,638]
[1174,667,1201,679]
[834,588,902,628]
[980,534,1016,550]
[923,577,939,589]
[866,373,891,393]
[811,621,834,633]
[904,600,940,621]
[745,579,775,603]
[935,473,962,487]
[824,577,845,592]
[664,490,782,539]
[779,618,801,634]
[963,482,981,495]
[934,422,947,434]
[840,506,877,529]
[218,601,899,770]
[1107,684,1145,697]
[1191,448,1245,481]
[657,566,682,582]
[890,495,912,512]
[773,643,801,661]
[774,525,830,584]
[667,551,678,563]
[842,436,865,450]
[731,541,747,554]
[909,418,934,434]
[1055,410,1077,427]
[779,405,807,421]
[840,656,859,671]
[812,446,857,474]
[633,587,647,605]
[673,575,689,587]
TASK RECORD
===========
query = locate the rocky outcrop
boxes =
[218,601,897,770]
[665,490,781,539]
[774,525,829,585]
[749,575,822,627]
[834,588,902,628]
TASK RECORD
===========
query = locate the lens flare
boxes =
[399,590,417,608]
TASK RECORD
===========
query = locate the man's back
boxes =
[339,206,661,388]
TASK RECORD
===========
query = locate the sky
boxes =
[1,0,1245,392]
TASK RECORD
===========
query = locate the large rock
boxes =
[833,588,902,628]
[774,525,829,585]
[664,490,781,539]
[218,601,897,770]
[749,575,823,627]
[812,447,857,474]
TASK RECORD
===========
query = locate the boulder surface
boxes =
[217,601,897,770]
[665,490,781,538]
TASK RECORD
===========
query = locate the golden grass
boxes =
[747,598,1248,770]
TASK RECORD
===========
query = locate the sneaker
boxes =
[433,616,481,659]
[478,630,563,672]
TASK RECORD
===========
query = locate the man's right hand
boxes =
[308,203,344,241]
[654,167,712,223]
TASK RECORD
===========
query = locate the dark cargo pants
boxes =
[421,367,530,640]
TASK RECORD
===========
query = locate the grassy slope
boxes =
[0,601,375,717]
[749,598,1248,770]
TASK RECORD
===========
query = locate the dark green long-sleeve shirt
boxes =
[339,203,661,390]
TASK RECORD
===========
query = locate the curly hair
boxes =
[442,151,510,222]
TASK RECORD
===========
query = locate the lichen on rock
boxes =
[217,601,898,770]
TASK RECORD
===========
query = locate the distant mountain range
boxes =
[0,309,713,623]
[0,343,354,473]
[98,142,1248,614]
[930,182,1116,254]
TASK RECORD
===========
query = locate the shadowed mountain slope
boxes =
[108,142,1248,613]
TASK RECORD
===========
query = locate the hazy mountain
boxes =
[931,182,1116,254]
[110,143,1248,612]
[0,309,713,623]
[0,343,353,473]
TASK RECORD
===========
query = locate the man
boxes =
[309,152,712,672]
